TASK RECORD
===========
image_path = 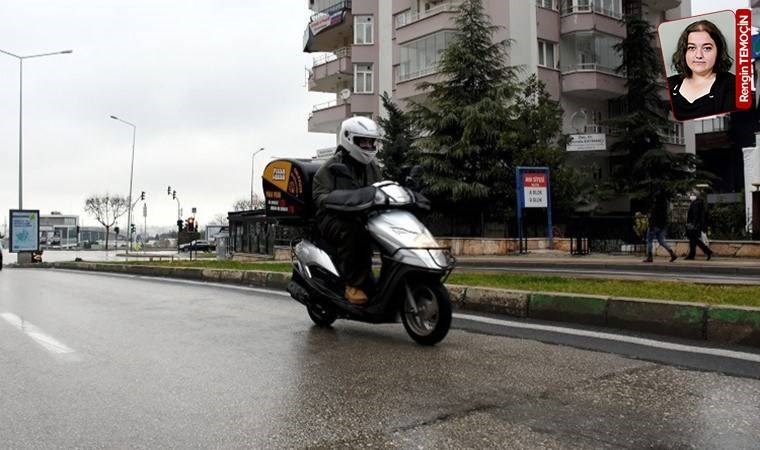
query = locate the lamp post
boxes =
[251,147,265,209]
[0,48,72,209]
[110,115,137,253]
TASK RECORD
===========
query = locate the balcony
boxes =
[308,47,352,93]
[560,0,624,38]
[395,1,461,44]
[561,64,626,100]
[303,1,353,53]
[308,99,350,133]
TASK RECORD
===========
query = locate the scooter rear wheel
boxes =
[307,304,337,327]
[401,281,452,346]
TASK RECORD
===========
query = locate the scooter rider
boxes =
[312,117,383,304]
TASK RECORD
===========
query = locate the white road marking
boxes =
[454,313,760,363]
[1,313,75,355]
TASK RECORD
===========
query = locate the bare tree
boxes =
[233,194,264,212]
[84,194,128,250]
[210,213,229,226]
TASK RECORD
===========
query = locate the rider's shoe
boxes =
[345,285,369,304]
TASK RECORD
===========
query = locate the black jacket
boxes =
[667,72,736,121]
[649,192,670,229]
[686,197,707,233]
[312,148,382,217]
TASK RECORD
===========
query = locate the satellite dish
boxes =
[340,89,352,101]
[570,109,588,133]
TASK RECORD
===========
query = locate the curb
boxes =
[40,262,760,349]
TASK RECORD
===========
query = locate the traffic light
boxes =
[130,224,136,235]
[114,226,119,236]
[140,191,145,201]
[176,219,183,231]
[167,186,171,195]
[172,190,176,199]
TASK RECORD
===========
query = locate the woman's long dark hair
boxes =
[671,19,733,77]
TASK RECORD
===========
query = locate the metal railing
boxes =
[310,0,352,22]
[312,99,349,112]
[312,47,351,67]
[560,0,622,19]
[561,62,621,76]
[395,1,463,28]
[693,115,730,134]
[397,64,440,83]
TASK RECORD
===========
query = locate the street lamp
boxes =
[0,48,73,209]
[251,147,265,209]
[110,115,137,253]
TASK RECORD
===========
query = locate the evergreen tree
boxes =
[377,92,415,183]
[606,14,696,201]
[512,75,581,221]
[410,0,519,233]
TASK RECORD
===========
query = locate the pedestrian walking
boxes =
[684,190,713,260]
[643,189,678,263]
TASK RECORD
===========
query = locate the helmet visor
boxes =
[353,136,376,151]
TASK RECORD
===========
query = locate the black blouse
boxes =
[667,72,736,121]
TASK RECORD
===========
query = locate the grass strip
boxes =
[95,260,760,308]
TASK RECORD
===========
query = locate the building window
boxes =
[560,31,622,74]
[537,0,559,10]
[538,40,558,69]
[354,15,374,45]
[395,10,411,28]
[354,64,373,93]
[560,0,622,19]
[398,30,456,82]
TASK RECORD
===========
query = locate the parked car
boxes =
[179,239,213,252]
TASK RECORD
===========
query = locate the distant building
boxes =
[40,212,79,248]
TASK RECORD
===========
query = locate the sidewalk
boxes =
[455,251,760,277]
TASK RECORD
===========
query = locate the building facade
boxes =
[303,0,693,214]
[39,212,79,248]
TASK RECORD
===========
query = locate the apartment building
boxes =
[303,0,691,211]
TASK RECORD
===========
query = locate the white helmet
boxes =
[339,116,380,165]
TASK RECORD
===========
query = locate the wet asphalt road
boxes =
[1,269,760,448]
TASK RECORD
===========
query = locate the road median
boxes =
[35,261,760,349]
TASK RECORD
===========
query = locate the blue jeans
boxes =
[646,227,674,258]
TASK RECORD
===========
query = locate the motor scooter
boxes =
[285,179,455,345]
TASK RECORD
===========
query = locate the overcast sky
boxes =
[0,1,754,230]
[692,0,749,14]
[0,1,336,229]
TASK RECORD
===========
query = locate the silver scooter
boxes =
[286,180,455,345]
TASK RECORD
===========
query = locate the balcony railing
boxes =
[310,0,352,22]
[560,0,622,19]
[395,1,463,28]
[312,47,351,66]
[693,115,730,134]
[312,99,350,112]
[561,63,621,76]
[397,64,440,83]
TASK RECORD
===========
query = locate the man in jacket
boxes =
[313,117,383,304]
[644,189,678,263]
[684,190,713,260]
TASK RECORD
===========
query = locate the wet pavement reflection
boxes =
[0,269,758,448]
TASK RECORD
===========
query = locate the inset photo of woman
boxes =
[658,11,738,121]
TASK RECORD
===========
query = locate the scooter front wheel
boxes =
[307,303,337,327]
[401,281,452,345]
